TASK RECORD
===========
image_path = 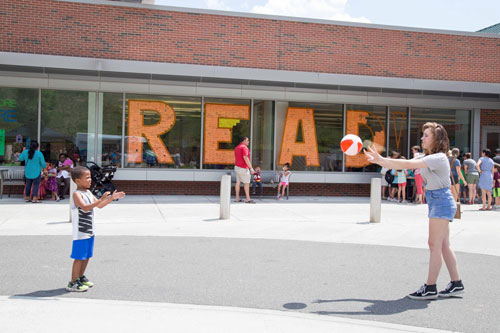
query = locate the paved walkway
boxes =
[1,195,499,255]
[1,195,498,332]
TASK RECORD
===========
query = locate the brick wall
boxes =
[480,109,500,152]
[480,110,500,128]
[111,180,371,196]
[3,181,370,197]
[1,0,500,83]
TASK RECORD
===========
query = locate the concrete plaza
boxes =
[1,195,499,332]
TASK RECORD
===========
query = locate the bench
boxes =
[0,167,25,199]
[230,171,290,199]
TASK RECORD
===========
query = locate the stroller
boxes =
[86,162,117,199]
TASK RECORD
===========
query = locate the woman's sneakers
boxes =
[408,284,438,300]
[66,279,89,292]
[408,281,465,300]
[438,280,464,297]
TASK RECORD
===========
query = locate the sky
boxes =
[152,0,500,32]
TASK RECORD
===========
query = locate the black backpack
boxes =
[385,170,394,184]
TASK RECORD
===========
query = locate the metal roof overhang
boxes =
[0,52,499,102]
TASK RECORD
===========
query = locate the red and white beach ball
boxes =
[340,134,363,156]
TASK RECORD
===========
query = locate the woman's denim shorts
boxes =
[426,188,456,222]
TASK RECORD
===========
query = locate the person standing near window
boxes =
[234,136,255,204]
[449,148,467,202]
[19,140,46,203]
[477,149,494,211]
[463,153,479,205]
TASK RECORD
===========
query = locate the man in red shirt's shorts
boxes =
[234,136,255,203]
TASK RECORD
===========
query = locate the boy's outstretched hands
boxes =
[364,146,383,165]
[100,191,111,201]
[111,190,126,200]
[99,190,125,202]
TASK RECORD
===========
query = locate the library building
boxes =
[1,0,499,195]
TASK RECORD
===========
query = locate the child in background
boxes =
[252,166,263,196]
[493,165,500,210]
[38,171,47,200]
[412,146,424,204]
[459,168,468,204]
[46,161,60,201]
[405,168,415,202]
[277,163,291,200]
[380,165,389,200]
[389,169,398,202]
[396,163,408,203]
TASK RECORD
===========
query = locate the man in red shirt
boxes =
[234,136,255,203]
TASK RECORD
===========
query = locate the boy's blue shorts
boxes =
[70,236,94,260]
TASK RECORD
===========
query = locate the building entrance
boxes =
[483,126,500,153]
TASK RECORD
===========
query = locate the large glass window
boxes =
[41,90,95,166]
[0,88,38,166]
[345,104,386,172]
[124,94,201,168]
[388,107,408,158]
[410,108,471,154]
[252,100,274,171]
[99,93,123,167]
[277,102,343,171]
[202,98,250,169]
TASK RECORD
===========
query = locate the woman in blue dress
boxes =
[477,148,494,210]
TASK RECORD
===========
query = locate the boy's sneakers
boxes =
[78,275,94,288]
[439,280,464,297]
[66,279,89,292]
[408,284,438,300]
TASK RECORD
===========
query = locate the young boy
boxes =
[66,166,125,292]
[251,166,263,196]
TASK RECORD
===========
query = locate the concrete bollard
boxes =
[370,177,381,223]
[220,174,231,220]
[69,178,77,222]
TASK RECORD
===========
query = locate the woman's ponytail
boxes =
[28,141,39,160]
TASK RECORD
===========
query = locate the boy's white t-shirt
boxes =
[71,190,96,240]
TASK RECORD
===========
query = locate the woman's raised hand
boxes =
[364,146,383,165]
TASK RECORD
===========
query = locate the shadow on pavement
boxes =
[309,297,430,315]
[12,288,69,298]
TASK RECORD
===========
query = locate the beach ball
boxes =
[340,134,363,156]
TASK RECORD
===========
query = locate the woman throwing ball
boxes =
[365,122,464,300]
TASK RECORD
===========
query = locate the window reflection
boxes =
[202,98,250,170]
[389,107,408,158]
[124,94,201,168]
[410,108,471,154]
[41,90,94,166]
[345,104,386,172]
[278,102,343,171]
[252,100,274,171]
[0,88,38,166]
[99,93,123,167]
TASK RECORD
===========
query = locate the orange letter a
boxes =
[127,100,176,164]
[278,107,319,167]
